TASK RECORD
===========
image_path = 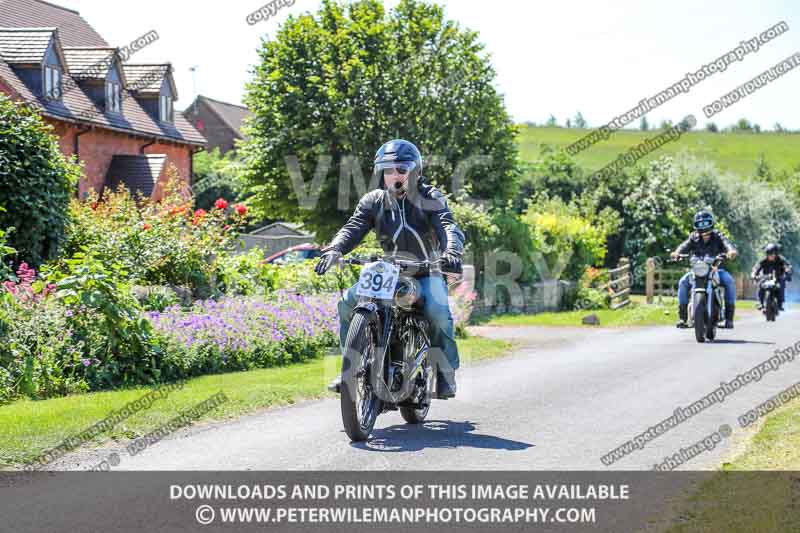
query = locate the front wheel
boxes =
[340,310,383,442]
[694,293,707,343]
[766,293,778,322]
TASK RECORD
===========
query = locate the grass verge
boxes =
[0,335,513,468]
[477,296,758,328]
[663,398,800,532]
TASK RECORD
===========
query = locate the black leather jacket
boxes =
[676,230,736,259]
[752,255,793,279]
[327,181,465,265]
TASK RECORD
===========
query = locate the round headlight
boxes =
[692,262,710,277]
[394,277,420,311]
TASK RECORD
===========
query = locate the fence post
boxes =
[646,257,655,304]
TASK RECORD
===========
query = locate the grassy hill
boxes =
[517,126,800,177]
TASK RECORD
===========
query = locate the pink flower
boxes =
[214,198,229,210]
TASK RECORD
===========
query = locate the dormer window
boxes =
[160,94,173,123]
[43,65,61,99]
[106,81,121,113]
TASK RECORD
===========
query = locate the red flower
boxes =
[194,209,207,218]
[143,223,152,230]
[91,202,98,210]
[214,198,229,210]
[234,204,247,216]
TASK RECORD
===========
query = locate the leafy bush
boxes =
[0,211,16,282]
[47,252,158,387]
[570,266,610,311]
[0,296,88,402]
[241,0,520,241]
[132,285,181,312]
[0,95,82,267]
[521,197,613,283]
[192,148,248,213]
[63,170,249,298]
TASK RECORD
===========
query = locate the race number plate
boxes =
[355,261,400,300]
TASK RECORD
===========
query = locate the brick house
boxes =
[183,95,251,155]
[0,0,206,200]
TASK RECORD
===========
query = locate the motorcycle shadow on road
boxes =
[705,339,776,345]
[349,420,534,453]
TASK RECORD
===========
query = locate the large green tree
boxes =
[241,0,519,240]
[0,95,81,267]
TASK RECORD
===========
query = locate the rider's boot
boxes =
[676,304,688,329]
[327,374,342,394]
[724,304,735,329]
[436,371,457,399]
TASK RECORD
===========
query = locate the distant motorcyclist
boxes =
[315,139,465,399]
[751,243,792,311]
[670,211,738,329]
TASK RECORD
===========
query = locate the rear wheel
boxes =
[340,311,383,442]
[694,293,707,343]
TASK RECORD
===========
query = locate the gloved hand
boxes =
[441,252,463,274]
[314,248,342,276]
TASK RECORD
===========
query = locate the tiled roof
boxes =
[0,27,55,64]
[0,0,108,47]
[123,64,171,94]
[62,46,118,79]
[0,56,206,145]
[0,1,205,147]
[198,95,251,137]
[106,154,166,198]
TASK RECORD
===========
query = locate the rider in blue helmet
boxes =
[316,139,466,398]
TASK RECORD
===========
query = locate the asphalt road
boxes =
[52,309,799,471]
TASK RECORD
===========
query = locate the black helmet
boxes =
[765,243,780,255]
[373,139,423,186]
[693,211,715,232]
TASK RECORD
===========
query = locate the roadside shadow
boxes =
[350,420,534,453]
[711,339,775,345]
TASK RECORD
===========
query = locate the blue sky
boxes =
[61,0,800,129]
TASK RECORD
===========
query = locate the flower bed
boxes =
[147,292,339,380]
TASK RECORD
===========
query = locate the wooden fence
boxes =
[644,258,758,303]
[604,257,632,309]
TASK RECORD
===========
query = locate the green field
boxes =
[517,126,800,177]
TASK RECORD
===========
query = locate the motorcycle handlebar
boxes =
[341,256,443,270]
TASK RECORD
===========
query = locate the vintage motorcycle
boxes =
[678,254,728,343]
[333,255,448,442]
[756,272,782,322]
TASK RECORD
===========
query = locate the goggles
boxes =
[375,161,417,177]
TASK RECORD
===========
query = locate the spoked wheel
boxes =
[340,311,383,442]
[694,294,707,343]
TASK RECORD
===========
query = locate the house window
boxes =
[106,81,121,113]
[160,94,173,123]
[43,65,61,99]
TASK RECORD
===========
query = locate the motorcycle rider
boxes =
[315,139,466,399]
[670,211,738,329]
[751,243,793,311]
